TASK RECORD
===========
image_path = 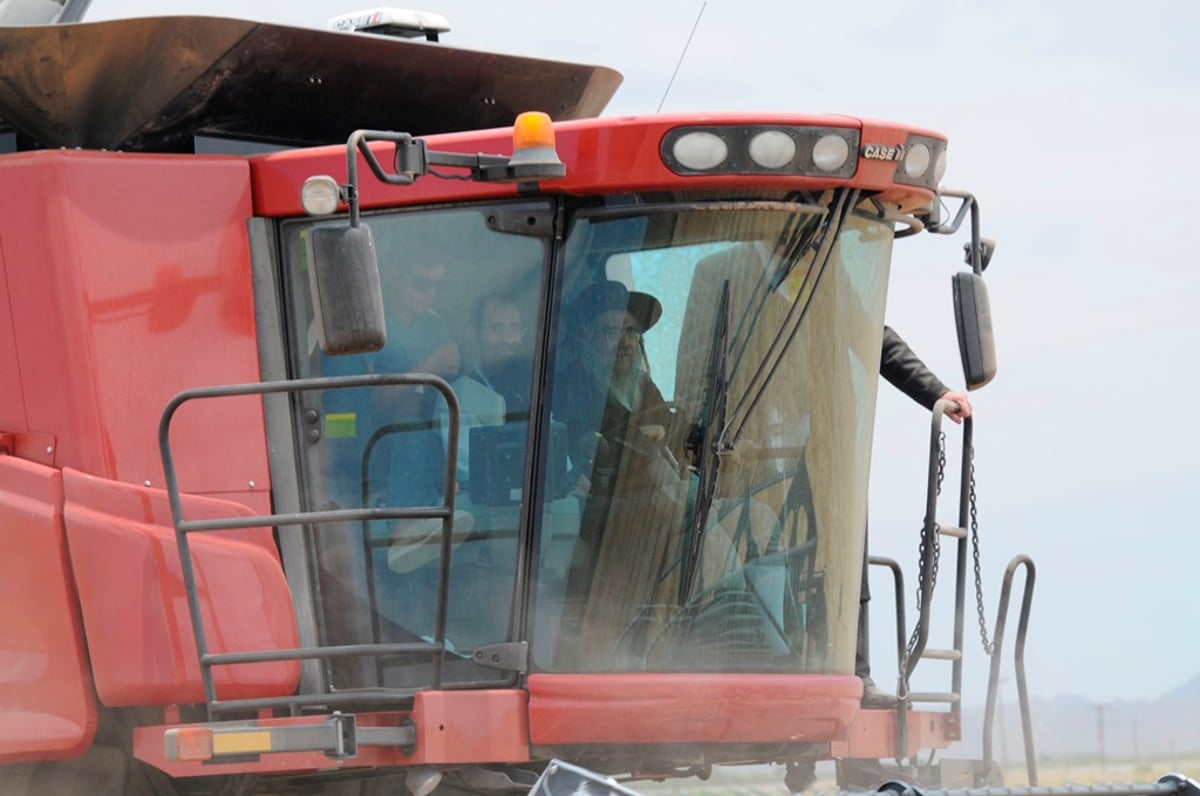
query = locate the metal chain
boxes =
[904,433,947,661]
[969,446,995,655]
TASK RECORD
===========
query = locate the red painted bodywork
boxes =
[0,457,96,763]
[0,151,268,492]
[833,707,957,760]
[62,468,298,706]
[0,151,290,756]
[250,113,941,219]
[527,673,862,746]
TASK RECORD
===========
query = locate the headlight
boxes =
[893,134,947,189]
[812,134,851,172]
[300,175,341,216]
[933,148,948,183]
[748,130,798,169]
[903,142,931,178]
[671,131,730,171]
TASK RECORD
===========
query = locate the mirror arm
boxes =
[927,188,988,274]
[342,130,517,226]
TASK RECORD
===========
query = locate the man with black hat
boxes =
[557,279,667,495]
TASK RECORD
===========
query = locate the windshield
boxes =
[532,194,893,674]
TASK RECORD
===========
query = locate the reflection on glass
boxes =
[534,197,893,675]
[282,203,552,688]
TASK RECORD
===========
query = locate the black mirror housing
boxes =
[306,223,387,355]
[952,271,997,390]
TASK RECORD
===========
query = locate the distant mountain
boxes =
[953,675,1200,762]
[1161,673,1200,703]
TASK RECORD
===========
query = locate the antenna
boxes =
[657,1,707,113]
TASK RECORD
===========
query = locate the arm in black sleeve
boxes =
[880,325,950,410]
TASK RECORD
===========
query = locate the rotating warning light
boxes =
[661,125,858,178]
[301,175,342,216]
[506,111,565,179]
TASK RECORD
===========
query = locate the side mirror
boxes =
[306,223,387,355]
[951,271,996,390]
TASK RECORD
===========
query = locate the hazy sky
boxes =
[89,0,1200,706]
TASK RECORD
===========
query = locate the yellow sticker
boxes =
[212,730,273,756]
[325,412,357,439]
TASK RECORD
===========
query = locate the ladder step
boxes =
[919,648,962,661]
[936,524,967,538]
[906,691,960,704]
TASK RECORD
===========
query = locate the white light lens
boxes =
[933,149,948,183]
[904,143,931,179]
[812,135,850,172]
[301,175,341,216]
[672,131,728,170]
[748,130,797,169]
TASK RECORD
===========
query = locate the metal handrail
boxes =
[158,372,460,720]
[869,555,909,755]
[903,403,970,674]
[983,555,1038,784]
[892,400,973,752]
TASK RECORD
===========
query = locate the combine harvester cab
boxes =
[0,9,1190,796]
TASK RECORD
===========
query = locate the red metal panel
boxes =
[0,151,269,500]
[0,233,25,434]
[0,155,96,466]
[526,673,861,746]
[0,457,96,763]
[831,707,956,760]
[250,114,940,218]
[62,468,298,706]
[410,690,529,764]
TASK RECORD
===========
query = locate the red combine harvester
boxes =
[0,10,1194,796]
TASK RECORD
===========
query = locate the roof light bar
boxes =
[661,125,859,178]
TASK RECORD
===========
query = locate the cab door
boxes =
[278,200,557,689]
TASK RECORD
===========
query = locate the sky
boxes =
[87,0,1200,706]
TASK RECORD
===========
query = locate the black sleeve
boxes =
[880,325,950,410]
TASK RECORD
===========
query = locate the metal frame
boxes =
[158,373,460,720]
[882,401,1040,782]
[890,402,974,755]
[982,555,1037,784]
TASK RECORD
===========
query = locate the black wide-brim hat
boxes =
[568,280,663,332]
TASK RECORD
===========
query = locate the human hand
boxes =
[939,390,973,424]
[420,343,460,378]
[571,472,591,496]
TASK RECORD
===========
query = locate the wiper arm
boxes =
[723,189,859,445]
[679,279,731,603]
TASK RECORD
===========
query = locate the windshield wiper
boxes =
[722,188,859,445]
[679,279,732,603]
